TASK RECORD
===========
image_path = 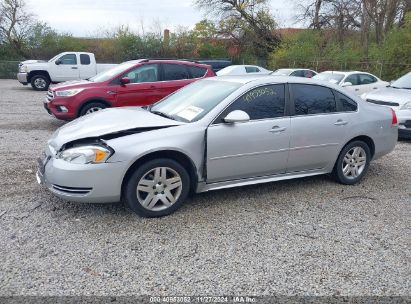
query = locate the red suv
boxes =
[44,59,215,120]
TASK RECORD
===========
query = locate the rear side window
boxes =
[290,70,305,77]
[359,74,377,85]
[245,66,260,73]
[80,54,91,65]
[335,91,357,112]
[163,64,190,81]
[188,66,207,78]
[217,84,285,122]
[292,84,336,115]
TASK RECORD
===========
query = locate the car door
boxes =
[206,84,290,182]
[114,64,162,107]
[158,63,193,97]
[53,53,80,82]
[287,84,349,173]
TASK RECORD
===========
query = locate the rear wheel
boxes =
[333,140,371,185]
[79,102,107,117]
[30,74,50,91]
[125,158,190,217]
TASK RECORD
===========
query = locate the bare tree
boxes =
[194,0,281,55]
[0,0,34,57]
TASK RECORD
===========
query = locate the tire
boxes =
[124,158,190,218]
[333,140,371,185]
[79,102,107,117]
[30,74,50,91]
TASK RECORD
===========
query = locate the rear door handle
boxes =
[269,126,286,133]
[71,67,78,69]
[334,120,348,126]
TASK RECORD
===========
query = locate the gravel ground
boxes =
[0,79,410,297]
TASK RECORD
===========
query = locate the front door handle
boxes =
[71,67,78,69]
[334,119,348,126]
[269,126,286,133]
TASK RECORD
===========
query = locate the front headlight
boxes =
[55,89,84,97]
[401,101,411,110]
[57,145,112,164]
[19,65,28,73]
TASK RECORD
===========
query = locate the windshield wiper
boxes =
[151,110,175,120]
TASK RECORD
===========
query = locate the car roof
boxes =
[123,59,210,67]
[206,74,332,86]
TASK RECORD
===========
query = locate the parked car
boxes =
[44,59,215,120]
[17,52,117,91]
[361,71,411,139]
[271,68,317,78]
[314,71,389,96]
[37,75,397,217]
[216,65,271,76]
[197,59,232,72]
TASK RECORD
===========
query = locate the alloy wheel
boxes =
[136,167,183,211]
[34,78,47,89]
[342,146,367,179]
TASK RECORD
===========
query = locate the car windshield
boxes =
[390,72,411,89]
[313,72,344,84]
[150,79,242,122]
[89,62,136,82]
[271,69,292,76]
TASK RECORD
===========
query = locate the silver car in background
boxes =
[37,76,398,217]
[361,72,411,139]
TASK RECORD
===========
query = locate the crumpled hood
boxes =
[48,107,184,150]
[50,80,94,90]
[365,87,411,105]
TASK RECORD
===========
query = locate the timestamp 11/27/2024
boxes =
[149,296,257,303]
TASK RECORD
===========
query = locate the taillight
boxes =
[391,109,398,126]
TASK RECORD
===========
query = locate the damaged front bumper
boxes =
[36,153,126,203]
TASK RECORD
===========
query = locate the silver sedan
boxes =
[37,76,398,217]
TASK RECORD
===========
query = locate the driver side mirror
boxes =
[223,110,250,123]
[341,82,353,87]
[120,77,130,85]
[55,59,61,65]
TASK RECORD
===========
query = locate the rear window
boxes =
[80,54,91,65]
[292,84,336,115]
[188,66,207,78]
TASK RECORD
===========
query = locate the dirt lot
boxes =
[0,79,410,296]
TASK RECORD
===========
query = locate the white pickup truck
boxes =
[17,52,117,91]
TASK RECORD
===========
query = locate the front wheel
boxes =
[124,159,190,217]
[30,75,50,91]
[79,102,107,117]
[333,140,371,185]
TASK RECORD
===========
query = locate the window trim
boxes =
[187,65,208,79]
[334,90,358,113]
[110,63,160,85]
[357,73,378,85]
[80,54,91,65]
[160,63,191,81]
[210,83,290,126]
[58,53,77,65]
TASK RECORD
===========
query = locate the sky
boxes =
[25,0,300,37]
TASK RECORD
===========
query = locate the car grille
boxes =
[52,184,92,195]
[46,89,54,102]
[366,99,399,107]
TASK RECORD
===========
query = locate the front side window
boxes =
[292,84,336,115]
[80,54,91,65]
[163,64,190,81]
[123,64,159,83]
[359,74,377,85]
[313,72,344,84]
[216,84,286,123]
[58,54,77,65]
[345,74,360,85]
